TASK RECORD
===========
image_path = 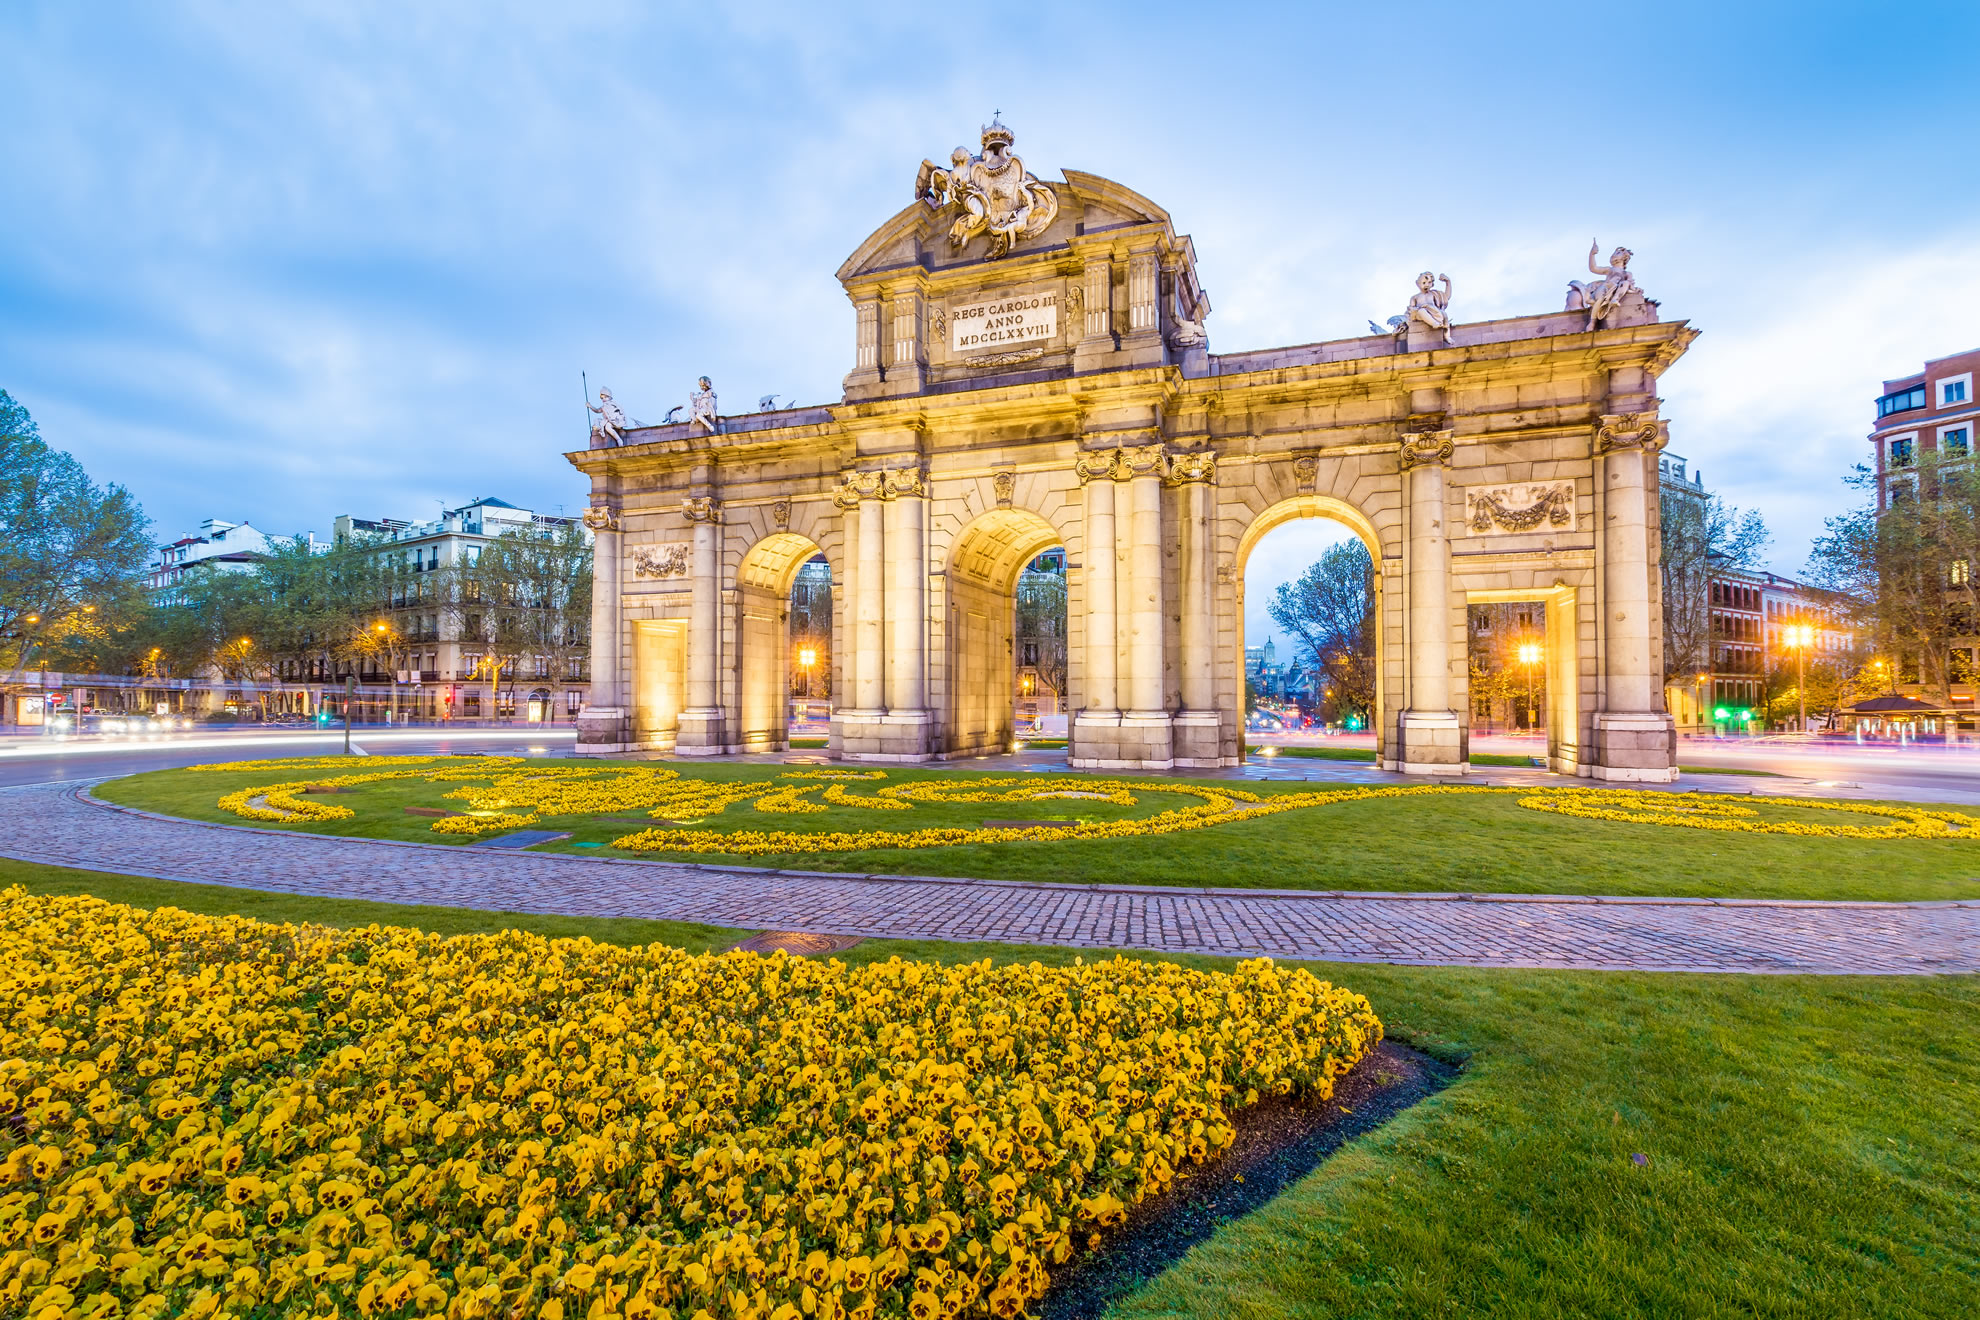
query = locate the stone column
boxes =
[1070,450,1120,768]
[842,298,883,398]
[1171,452,1221,766]
[1120,443,1173,765]
[854,483,886,713]
[574,506,627,754]
[1593,413,1678,781]
[883,468,932,755]
[1073,261,1115,374]
[1393,432,1462,773]
[676,496,727,754]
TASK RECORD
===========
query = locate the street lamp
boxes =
[797,645,817,699]
[1517,641,1542,733]
[1784,623,1813,733]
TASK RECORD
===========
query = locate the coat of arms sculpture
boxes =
[915,117,1059,259]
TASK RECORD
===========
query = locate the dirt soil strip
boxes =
[1039,1039,1455,1320]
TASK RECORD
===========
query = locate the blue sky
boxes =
[6,1,1978,652]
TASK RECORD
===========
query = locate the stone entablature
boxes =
[568,127,1690,780]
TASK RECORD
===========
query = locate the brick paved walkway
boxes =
[2,780,1974,975]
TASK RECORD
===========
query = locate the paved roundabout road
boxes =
[3,779,1975,975]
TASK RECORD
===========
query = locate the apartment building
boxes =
[145,519,308,603]
[1871,346,1978,507]
[321,497,591,723]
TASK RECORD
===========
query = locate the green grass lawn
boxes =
[6,861,1973,1318]
[92,757,1980,903]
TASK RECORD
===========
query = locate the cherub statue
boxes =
[1565,241,1640,329]
[915,146,973,207]
[1401,272,1453,344]
[587,387,629,446]
[688,377,719,434]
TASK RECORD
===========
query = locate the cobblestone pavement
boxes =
[3,780,1975,975]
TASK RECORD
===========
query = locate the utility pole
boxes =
[343,673,355,754]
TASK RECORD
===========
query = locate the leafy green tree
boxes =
[1014,560,1068,704]
[1,390,153,675]
[1661,489,1769,681]
[444,524,592,721]
[1807,458,1980,704]
[1267,539,1375,722]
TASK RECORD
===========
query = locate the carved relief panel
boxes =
[1463,482,1578,535]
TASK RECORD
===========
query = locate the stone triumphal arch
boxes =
[569,123,1691,779]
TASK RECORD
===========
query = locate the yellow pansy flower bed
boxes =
[1512,787,1980,838]
[186,757,1980,854]
[0,890,1381,1320]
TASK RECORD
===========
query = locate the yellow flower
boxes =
[0,886,1381,1320]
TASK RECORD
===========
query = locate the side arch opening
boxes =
[735,532,830,752]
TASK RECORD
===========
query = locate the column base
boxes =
[1070,710,1175,770]
[574,706,632,757]
[1171,711,1229,768]
[833,709,936,762]
[1385,710,1466,775]
[674,708,729,756]
[1590,712,1677,782]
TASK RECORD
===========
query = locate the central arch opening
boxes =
[946,508,1064,755]
[1236,496,1384,757]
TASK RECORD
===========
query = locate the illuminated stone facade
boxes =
[566,128,1693,779]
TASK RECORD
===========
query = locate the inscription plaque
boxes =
[951,289,1059,353]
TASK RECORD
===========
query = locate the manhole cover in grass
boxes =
[301,785,354,794]
[1037,1039,1455,1320]
[474,830,572,849]
[729,931,864,956]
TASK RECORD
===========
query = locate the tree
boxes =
[788,559,833,700]
[1267,538,1376,722]
[1,390,153,676]
[1014,561,1068,704]
[1807,458,1980,705]
[444,524,593,722]
[1662,488,1769,681]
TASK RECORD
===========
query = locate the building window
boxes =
[1889,438,1914,467]
[1944,428,1969,457]
[1877,386,1927,417]
[1940,374,1972,407]
[1954,560,1971,586]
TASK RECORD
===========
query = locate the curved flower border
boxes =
[185,758,1980,855]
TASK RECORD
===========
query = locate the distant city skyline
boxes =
[6,2,1978,583]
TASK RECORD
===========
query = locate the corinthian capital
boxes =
[580,506,619,533]
[1596,412,1669,454]
[883,467,927,498]
[681,496,723,523]
[1118,443,1169,479]
[1397,429,1455,470]
[833,468,887,508]
[1165,450,1217,485]
[1074,450,1120,485]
